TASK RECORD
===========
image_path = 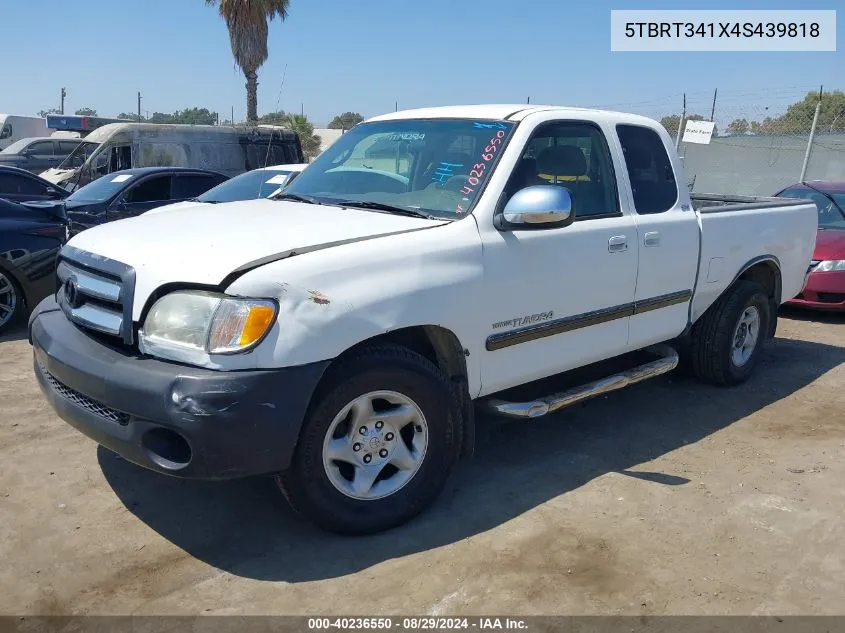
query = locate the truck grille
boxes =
[56,245,136,345]
[38,361,130,425]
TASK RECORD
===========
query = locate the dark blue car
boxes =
[0,198,68,334]
[24,167,228,236]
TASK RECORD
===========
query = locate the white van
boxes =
[0,115,51,150]
[40,122,304,191]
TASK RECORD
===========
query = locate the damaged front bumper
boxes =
[29,296,329,479]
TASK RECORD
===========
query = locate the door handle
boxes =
[608,235,628,252]
[644,231,660,247]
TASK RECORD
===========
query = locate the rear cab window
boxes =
[616,124,679,214]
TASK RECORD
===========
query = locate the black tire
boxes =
[0,270,24,336]
[689,280,771,386]
[276,344,460,535]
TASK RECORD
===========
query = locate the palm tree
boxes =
[206,0,290,123]
[284,113,322,161]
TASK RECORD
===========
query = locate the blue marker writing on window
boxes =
[472,122,509,130]
[431,161,464,184]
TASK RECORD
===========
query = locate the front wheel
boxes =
[276,345,460,535]
[689,280,771,386]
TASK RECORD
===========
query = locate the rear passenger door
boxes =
[110,174,174,221]
[170,173,226,203]
[615,124,700,350]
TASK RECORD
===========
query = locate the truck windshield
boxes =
[281,119,517,218]
[56,141,99,169]
[1,139,31,154]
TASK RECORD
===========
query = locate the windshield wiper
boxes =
[333,200,436,219]
[274,192,325,205]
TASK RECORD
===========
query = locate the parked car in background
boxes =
[144,163,308,215]
[0,166,70,203]
[0,114,52,150]
[40,122,304,192]
[0,137,92,174]
[24,167,228,236]
[0,198,68,334]
[775,181,845,311]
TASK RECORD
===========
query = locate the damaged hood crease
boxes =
[65,198,448,289]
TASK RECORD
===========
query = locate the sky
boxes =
[1,0,841,127]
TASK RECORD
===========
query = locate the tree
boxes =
[117,112,143,121]
[773,89,845,134]
[74,107,98,116]
[328,112,363,130]
[206,0,290,123]
[726,118,750,135]
[149,108,218,125]
[37,108,61,118]
[259,111,321,160]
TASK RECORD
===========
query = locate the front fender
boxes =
[224,217,486,396]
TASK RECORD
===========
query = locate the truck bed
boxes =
[689,193,818,324]
[691,193,812,213]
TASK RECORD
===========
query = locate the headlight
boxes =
[139,290,277,362]
[815,260,845,272]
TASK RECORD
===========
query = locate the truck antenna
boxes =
[258,64,289,199]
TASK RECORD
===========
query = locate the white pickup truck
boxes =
[28,105,818,535]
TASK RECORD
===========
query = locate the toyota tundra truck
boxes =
[27,105,818,535]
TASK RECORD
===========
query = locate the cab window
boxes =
[504,121,620,218]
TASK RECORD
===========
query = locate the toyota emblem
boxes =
[64,277,82,308]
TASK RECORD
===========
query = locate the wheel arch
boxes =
[310,325,475,460]
[734,255,782,339]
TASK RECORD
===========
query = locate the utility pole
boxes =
[301,102,304,116]
[800,85,823,182]
[527,96,531,104]
[137,92,142,122]
[395,101,398,112]
[710,88,717,122]
[60,87,66,114]
[231,106,234,124]
[675,93,686,150]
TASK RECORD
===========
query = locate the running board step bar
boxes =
[484,344,679,419]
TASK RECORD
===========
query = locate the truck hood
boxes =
[813,228,845,260]
[65,198,449,314]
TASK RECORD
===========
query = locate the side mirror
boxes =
[46,187,62,198]
[499,185,574,229]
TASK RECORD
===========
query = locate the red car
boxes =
[775,181,845,310]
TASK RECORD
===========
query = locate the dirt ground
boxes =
[0,309,843,616]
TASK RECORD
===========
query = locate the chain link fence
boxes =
[630,88,845,197]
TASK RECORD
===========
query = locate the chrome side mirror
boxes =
[501,185,574,228]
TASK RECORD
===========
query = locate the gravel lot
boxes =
[1,309,843,616]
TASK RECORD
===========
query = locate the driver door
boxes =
[109,174,174,222]
[478,120,640,395]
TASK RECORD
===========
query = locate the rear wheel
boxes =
[0,271,23,335]
[689,280,771,386]
[277,344,460,535]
